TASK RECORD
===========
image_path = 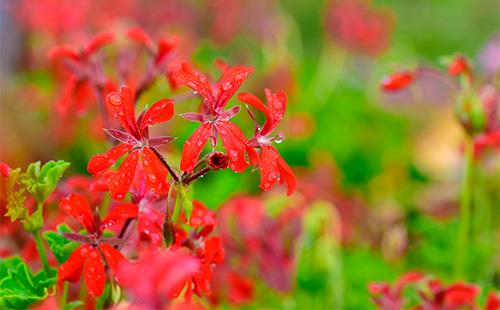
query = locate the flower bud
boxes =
[208,151,228,170]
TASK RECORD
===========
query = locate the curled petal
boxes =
[59,194,95,233]
[141,148,170,195]
[127,27,155,51]
[138,98,174,132]
[105,87,139,137]
[100,203,138,231]
[84,32,114,56]
[99,244,126,279]
[216,121,249,173]
[180,112,205,123]
[58,244,88,283]
[84,247,106,297]
[216,65,253,110]
[258,146,296,196]
[172,63,215,105]
[180,123,213,173]
[88,143,133,176]
[48,45,79,61]
[106,151,139,200]
[238,92,269,116]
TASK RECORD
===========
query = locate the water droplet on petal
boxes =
[222,82,232,91]
[109,94,122,106]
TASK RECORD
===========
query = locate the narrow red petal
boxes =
[237,92,269,116]
[216,65,253,109]
[180,123,212,172]
[59,194,96,233]
[138,98,174,132]
[216,121,249,173]
[48,45,79,61]
[99,244,126,279]
[261,89,287,135]
[257,145,281,192]
[58,245,88,283]
[0,162,10,177]
[277,154,296,196]
[84,247,106,297]
[100,203,138,231]
[141,148,170,194]
[105,87,140,137]
[88,143,133,176]
[381,71,414,91]
[172,63,215,105]
[126,27,155,50]
[106,151,139,200]
[84,32,114,56]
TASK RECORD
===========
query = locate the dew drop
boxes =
[222,82,232,91]
[109,94,122,106]
[147,174,157,182]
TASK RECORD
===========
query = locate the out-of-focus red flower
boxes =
[87,86,175,200]
[118,249,199,309]
[172,62,253,173]
[448,55,472,78]
[238,89,296,195]
[486,292,500,310]
[0,162,10,177]
[325,0,393,56]
[368,271,425,309]
[474,130,500,158]
[58,193,138,296]
[381,70,414,92]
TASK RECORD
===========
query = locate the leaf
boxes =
[0,256,57,309]
[21,160,70,203]
[43,225,79,264]
[5,189,27,222]
[64,300,83,310]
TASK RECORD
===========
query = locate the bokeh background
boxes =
[1,0,499,308]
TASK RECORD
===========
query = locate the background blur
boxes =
[1,0,499,308]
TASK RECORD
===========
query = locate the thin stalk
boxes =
[60,281,69,309]
[33,229,52,275]
[455,137,474,278]
[150,147,179,182]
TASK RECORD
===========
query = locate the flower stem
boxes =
[60,281,69,309]
[33,229,52,275]
[455,136,474,278]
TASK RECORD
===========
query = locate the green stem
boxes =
[455,137,474,278]
[60,281,69,309]
[33,229,52,275]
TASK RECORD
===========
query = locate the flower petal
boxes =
[141,148,170,195]
[138,98,174,132]
[105,87,140,137]
[257,146,281,192]
[126,27,155,51]
[262,89,287,135]
[58,244,88,283]
[381,71,414,92]
[99,244,126,279]
[106,151,139,200]
[59,194,96,233]
[84,32,114,56]
[180,123,212,173]
[100,203,138,231]
[277,153,296,196]
[48,45,79,61]
[137,207,164,248]
[216,121,249,173]
[88,143,133,176]
[84,247,106,297]
[215,65,253,110]
[172,63,215,105]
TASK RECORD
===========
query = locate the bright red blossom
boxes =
[58,193,138,296]
[238,89,296,195]
[172,62,253,173]
[87,86,174,200]
[381,70,414,92]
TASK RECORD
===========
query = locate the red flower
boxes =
[381,70,414,92]
[238,89,296,195]
[172,62,253,173]
[87,86,175,200]
[368,271,425,309]
[58,193,138,296]
[0,162,10,177]
[448,55,471,77]
[169,201,225,302]
[126,27,177,67]
[474,129,500,158]
[486,292,500,310]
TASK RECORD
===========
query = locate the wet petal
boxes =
[84,32,114,56]
[215,65,253,110]
[99,243,126,280]
[141,148,170,195]
[277,154,296,196]
[106,150,139,200]
[48,45,79,61]
[105,87,140,137]
[100,203,138,231]
[262,89,287,135]
[137,208,164,249]
[257,145,281,192]
[58,244,88,283]
[88,143,133,176]
[59,194,96,233]
[138,98,174,132]
[216,121,249,173]
[180,122,212,173]
[84,247,106,297]
[147,136,177,147]
[172,63,215,105]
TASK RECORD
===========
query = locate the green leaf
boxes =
[43,225,79,264]
[0,256,56,309]
[5,189,27,222]
[64,301,83,310]
[21,160,70,204]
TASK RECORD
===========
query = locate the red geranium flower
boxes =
[381,70,414,92]
[0,162,10,177]
[238,89,296,195]
[172,62,253,173]
[87,86,175,200]
[58,193,138,296]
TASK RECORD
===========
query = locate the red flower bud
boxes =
[381,71,414,91]
[208,151,229,170]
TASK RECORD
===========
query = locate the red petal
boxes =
[106,151,139,200]
[204,237,225,264]
[84,32,114,56]
[141,148,170,194]
[448,55,470,76]
[126,27,155,50]
[381,71,414,91]
[189,201,216,229]
[58,244,88,283]
[216,121,249,173]
[99,244,126,278]
[180,123,212,172]
[443,283,479,307]
[138,98,174,132]
[237,92,269,117]
[100,203,138,231]
[277,152,296,196]
[88,143,133,176]
[261,89,287,135]
[0,162,10,177]
[105,87,140,137]
[486,292,500,310]
[137,208,164,248]
[59,194,96,233]
[215,65,253,110]
[48,45,79,61]
[172,63,215,105]
[157,39,176,63]
[257,146,281,192]
[84,247,106,297]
